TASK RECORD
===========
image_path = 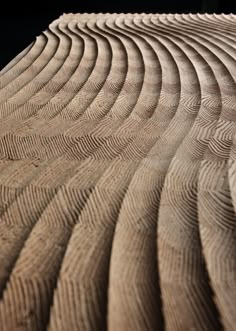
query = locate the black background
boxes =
[0,0,235,70]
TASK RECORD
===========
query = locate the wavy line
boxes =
[156,14,236,329]
[0,35,46,87]
[0,13,235,331]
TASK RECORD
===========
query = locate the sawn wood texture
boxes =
[0,13,236,331]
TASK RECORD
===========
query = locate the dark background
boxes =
[0,0,235,70]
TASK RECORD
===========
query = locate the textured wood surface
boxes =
[0,13,236,331]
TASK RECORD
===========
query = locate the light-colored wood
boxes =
[0,13,236,331]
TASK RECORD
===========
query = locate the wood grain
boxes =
[0,13,236,331]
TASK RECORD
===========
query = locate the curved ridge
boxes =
[0,13,235,331]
